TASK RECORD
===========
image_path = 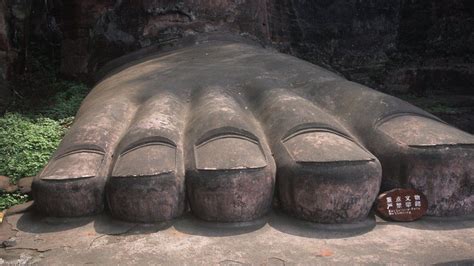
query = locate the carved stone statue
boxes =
[32,34,474,224]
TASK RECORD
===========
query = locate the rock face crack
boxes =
[5,247,51,253]
[147,7,194,22]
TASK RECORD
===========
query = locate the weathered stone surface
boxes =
[0,176,17,193]
[56,0,474,94]
[1,0,473,225]
[5,201,33,216]
[0,0,10,113]
[53,0,270,79]
[1,212,474,264]
[1,0,473,99]
[272,0,474,95]
[0,176,8,191]
[17,177,33,194]
[32,35,474,224]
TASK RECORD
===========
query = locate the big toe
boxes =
[375,114,474,215]
[33,150,107,217]
[33,96,136,217]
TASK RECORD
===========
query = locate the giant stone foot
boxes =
[32,35,474,223]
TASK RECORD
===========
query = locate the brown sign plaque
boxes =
[376,188,428,222]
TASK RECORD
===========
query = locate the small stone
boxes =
[0,176,10,189]
[316,248,334,257]
[6,201,34,215]
[18,176,34,194]
[0,176,17,193]
[2,237,17,247]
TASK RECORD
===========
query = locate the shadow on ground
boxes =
[11,209,474,238]
[14,210,375,239]
[434,259,474,266]
[14,212,172,236]
[15,212,94,234]
[173,213,268,237]
[382,214,474,231]
[266,211,376,239]
[3,209,474,265]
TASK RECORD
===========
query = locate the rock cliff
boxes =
[1,0,473,112]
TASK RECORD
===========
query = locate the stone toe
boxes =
[185,88,275,222]
[33,150,107,217]
[106,92,187,222]
[187,134,274,222]
[376,114,474,216]
[278,130,381,223]
[255,89,382,223]
[107,142,185,222]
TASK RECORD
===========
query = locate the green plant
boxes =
[399,94,462,114]
[0,39,90,209]
[0,192,29,211]
[9,80,89,120]
[0,113,64,181]
[39,81,89,120]
[7,39,90,119]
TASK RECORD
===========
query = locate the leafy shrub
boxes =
[0,40,90,208]
[9,80,89,120]
[0,113,64,181]
[39,81,89,120]
[0,192,29,211]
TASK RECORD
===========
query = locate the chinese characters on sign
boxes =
[376,188,428,222]
[386,194,422,216]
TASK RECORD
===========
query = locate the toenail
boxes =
[377,114,474,147]
[194,133,267,170]
[41,150,105,180]
[112,141,177,177]
[283,129,374,163]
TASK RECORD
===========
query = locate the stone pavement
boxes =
[0,210,473,265]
